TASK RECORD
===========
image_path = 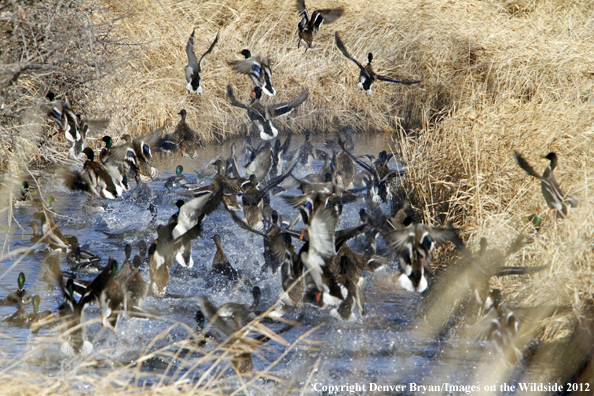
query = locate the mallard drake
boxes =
[230,49,276,96]
[514,151,579,219]
[334,32,421,94]
[164,165,188,191]
[101,136,130,187]
[185,31,218,93]
[64,258,124,330]
[57,260,122,352]
[29,295,53,324]
[227,85,308,140]
[109,127,163,182]
[68,117,88,160]
[80,147,126,199]
[58,277,94,356]
[66,237,101,270]
[17,181,31,202]
[45,92,87,159]
[521,214,542,234]
[296,0,343,49]
[5,272,32,305]
[210,234,239,281]
[378,220,467,292]
[45,91,73,134]
[97,265,126,330]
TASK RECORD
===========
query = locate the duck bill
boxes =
[299,226,308,242]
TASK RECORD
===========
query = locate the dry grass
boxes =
[2,0,594,392]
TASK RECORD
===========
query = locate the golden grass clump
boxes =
[2,0,594,392]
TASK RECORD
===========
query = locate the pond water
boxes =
[0,131,547,393]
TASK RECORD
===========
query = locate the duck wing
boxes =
[267,89,308,119]
[198,32,219,69]
[226,85,249,110]
[311,8,343,29]
[514,151,542,179]
[260,56,276,96]
[108,143,136,166]
[245,142,272,182]
[172,191,213,239]
[296,0,308,18]
[334,33,365,71]
[185,31,199,81]
[375,74,421,85]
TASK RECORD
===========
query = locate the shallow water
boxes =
[0,131,545,392]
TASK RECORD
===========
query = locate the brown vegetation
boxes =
[1,0,594,393]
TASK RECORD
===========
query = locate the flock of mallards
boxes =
[4,0,579,365]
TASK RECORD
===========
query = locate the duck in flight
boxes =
[334,32,420,94]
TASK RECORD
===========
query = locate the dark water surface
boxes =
[0,131,542,393]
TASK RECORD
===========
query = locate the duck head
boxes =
[175,165,184,177]
[81,147,95,162]
[251,86,263,100]
[17,272,26,291]
[239,49,251,59]
[544,152,557,170]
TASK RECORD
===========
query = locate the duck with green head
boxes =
[29,295,53,324]
[5,272,32,305]
[230,49,276,96]
[164,165,188,191]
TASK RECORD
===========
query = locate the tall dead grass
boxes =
[2,0,594,392]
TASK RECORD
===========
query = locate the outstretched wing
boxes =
[185,31,198,73]
[296,0,308,18]
[376,75,421,85]
[334,33,364,71]
[230,55,262,75]
[313,8,343,28]
[269,89,308,118]
[226,85,249,109]
[198,32,219,68]
[514,151,542,179]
